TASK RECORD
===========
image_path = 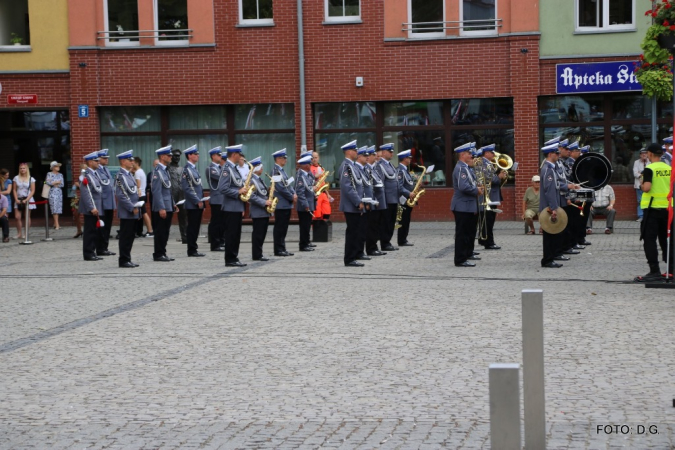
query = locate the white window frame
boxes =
[459,0,498,37]
[239,0,274,26]
[0,0,30,48]
[407,0,446,39]
[575,0,636,33]
[103,0,140,47]
[153,0,189,47]
[324,0,361,23]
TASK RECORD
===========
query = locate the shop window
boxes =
[325,0,360,23]
[240,0,273,25]
[234,104,294,130]
[461,0,497,36]
[100,107,160,133]
[451,98,513,125]
[408,0,445,38]
[169,106,227,130]
[0,0,30,46]
[384,102,443,127]
[155,0,188,44]
[234,133,296,168]
[315,102,375,130]
[105,0,140,45]
[577,0,634,32]
[315,131,376,187]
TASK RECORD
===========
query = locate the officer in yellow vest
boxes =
[635,143,674,282]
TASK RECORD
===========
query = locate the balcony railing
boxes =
[401,19,502,33]
[97,29,194,42]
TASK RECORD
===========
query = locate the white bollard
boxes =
[489,363,521,450]
[522,289,546,449]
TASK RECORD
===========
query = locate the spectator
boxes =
[45,161,64,229]
[587,184,616,234]
[0,190,9,242]
[12,163,36,239]
[0,169,12,218]
[633,148,650,222]
[133,157,153,237]
[522,175,541,234]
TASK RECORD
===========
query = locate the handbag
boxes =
[17,196,26,211]
[41,183,51,198]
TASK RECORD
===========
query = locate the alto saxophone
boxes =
[394,204,404,229]
[406,165,427,207]
[266,174,278,214]
[314,168,330,195]
[239,161,256,202]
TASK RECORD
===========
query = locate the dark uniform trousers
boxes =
[223,211,243,263]
[366,209,383,254]
[357,211,368,254]
[97,209,114,253]
[558,205,577,254]
[186,208,203,255]
[135,195,147,236]
[541,230,560,267]
[477,210,497,247]
[642,208,675,273]
[382,203,398,247]
[208,204,224,250]
[298,210,313,249]
[252,217,269,260]
[397,205,413,245]
[118,218,136,264]
[453,211,477,265]
[83,215,99,259]
[579,202,592,243]
[273,208,292,254]
[152,210,173,258]
[344,212,362,265]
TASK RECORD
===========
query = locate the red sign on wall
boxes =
[7,94,38,105]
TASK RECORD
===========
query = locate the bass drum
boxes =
[570,152,613,190]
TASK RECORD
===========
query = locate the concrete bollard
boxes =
[522,289,546,449]
[489,363,521,450]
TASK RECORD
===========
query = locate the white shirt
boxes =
[135,167,147,192]
[592,185,615,208]
[237,163,250,179]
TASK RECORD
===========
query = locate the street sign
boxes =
[7,94,38,105]
[78,105,89,118]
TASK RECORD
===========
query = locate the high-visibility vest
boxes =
[641,161,673,209]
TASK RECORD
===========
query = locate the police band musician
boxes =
[206,146,226,252]
[247,156,273,261]
[365,146,388,257]
[218,144,248,267]
[181,145,206,258]
[151,145,179,262]
[396,149,415,247]
[114,150,141,268]
[96,149,116,257]
[451,142,483,267]
[295,153,316,252]
[377,143,400,252]
[272,148,297,257]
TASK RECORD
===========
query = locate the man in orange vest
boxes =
[310,151,333,220]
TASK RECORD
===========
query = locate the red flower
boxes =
[664,19,670,25]
[82,177,88,186]
[667,3,672,8]
[653,12,658,17]
[670,24,675,30]
[647,9,654,15]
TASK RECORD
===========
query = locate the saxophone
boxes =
[239,161,256,202]
[405,165,427,207]
[266,174,278,214]
[314,167,330,195]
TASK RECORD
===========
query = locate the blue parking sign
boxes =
[78,105,89,118]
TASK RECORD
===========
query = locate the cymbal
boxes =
[539,207,568,234]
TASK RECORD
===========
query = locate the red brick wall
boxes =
[0,73,70,108]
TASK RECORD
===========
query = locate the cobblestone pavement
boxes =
[0,220,673,449]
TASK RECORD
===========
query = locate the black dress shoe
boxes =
[357,255,371,261]
[484,245,501,250]
[580,241,592,246]
[345,261,364,267]
[367,250,387,256]
[382,245,398,251]
[188,252,205,257]
[467,255,481,261]
[211,247,226,252]
[573,244,585,250]
[300,247,315,252]
[554,256,570,261]
[98,250,116,256]
[563,249,580,255]
[153,255,172,262]
[226,261,247,267]
[542,262,563,268]
[308,243,317,248]
[131,262,140,267]
[399,242,414,246]
[253,257,269,261]
[274,251,291,257]
[119,261,136,268]
[473,251,480,256]
[84,256,102,261]
[455,261,476,267]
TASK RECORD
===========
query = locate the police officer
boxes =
[552,137,582,256]
[181,145,205,257]
[295,153,316,252]
[355,146,372,259]
[377,143,399,252]
[272,148,297,257]
[365,146,387,256]
[477,144,505,250]
[114,150,140,268]
[80,151,104,261]
[96,149,116,256]
[396,150,415,247]
[206,147,226,252]
[579,145,593,221]
[151,145,177,262]
[662,136,673,167]
[219,144,247,267]
[566,141,592,247]
[247,157,272,261]
[540,143,564,268]
[451,143,483,267]
[635,143,674,282]
[339,140,366,267]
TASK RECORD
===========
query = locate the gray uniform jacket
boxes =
[366,163,387,210]
[356,163,373,202]
[248,175,271,219]
[79,168,103,216]
[181,163,204,210]
[339,159,363,213]
[295,169,316,212]
[482,157,503,203]
[555,159,570,203]
[273,164,296,210]
[219,160,245,213]
[151,164,174,212]
[206,162,223,206]
[96,165,116,210]
[540,161,561,212]
[661,152,672,167]
[451,161,478,213]
[397,164,414,198]
[115,169,140,220]
[378,159,399,205]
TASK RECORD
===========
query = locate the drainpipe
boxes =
[297,0,307,147]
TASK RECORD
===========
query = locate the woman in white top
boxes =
[12,162,36,239]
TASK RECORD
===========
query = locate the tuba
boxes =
[314,167,331,195]
[265,174,278,214]
[406,165,427,207]
[239,160,256,202]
